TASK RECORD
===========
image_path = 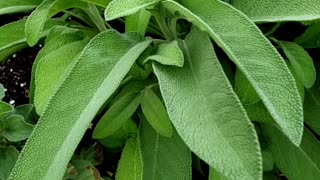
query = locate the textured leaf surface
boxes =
[263,123,320,179]
[280,41,316,88]
[139,117,191,180]
[244,101,273,123]
[80,0,112,7]
[126,9,151,36]
[0,115,33,142]
[105,0,159,21]
[93,92,142,139]
[287,62,305,102]
[34,32,89,115]
[163,0,303,145]
[235,68,260,105]
[0,0,42,15]
[153,28,261,180]
[145,40,184,67]
[295,22,320,48]
[301,128,320,169]
[10,31,151,180]
[116,137,142,180]
[231,0,320,22]
[141,88,172,137]
[0,146,19,180]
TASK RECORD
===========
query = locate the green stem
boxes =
[265,23,281,37]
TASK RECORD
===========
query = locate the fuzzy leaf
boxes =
[116,137,142,180]
[280,41,316,88]
[126,9,151,36]
[163,0,303,145]
[235,68,260,105]
[139,116,191,180]
[105,0,159,21]
[0,115,33,142]
[153,27,262,180]
[0,0,42,15]
[141,88,172,137]
[80,0,112,7]
[93,92,142,139]
[231,0,320,22]
[263,124,320,179]
[10,31,151,179]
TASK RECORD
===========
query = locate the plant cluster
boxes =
[0,0,320,179]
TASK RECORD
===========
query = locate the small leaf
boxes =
[71,160,102,180]
[139,116,191,180]
[262,123,320,179]
[280,41,316,88]
[141,88,172,137]
[0,115,34,142]
[10,31,151,179]
[0,84,4,100]
[0,101,13,116]
[116,137,142,180]
[295,22,320,48]
[0,146,19,180]
[105,0,159,21]
[231,0,320,22]
[126,9,151,36]
[153,27,262,180]
[13,104,36,124]
[63,163,78,180]
[235,68,260,105]
[144,40,184,67]
[0,0,42,15]
[93,92,142,139]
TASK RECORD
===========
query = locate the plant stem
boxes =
[265,23,281,37]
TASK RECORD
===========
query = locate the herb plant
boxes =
[0,0,319,179]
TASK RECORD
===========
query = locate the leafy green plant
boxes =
[0,0,319,179]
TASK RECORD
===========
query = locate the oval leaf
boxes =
[0,115,33,142]
[0,0,42,15]
[153,27,262,180]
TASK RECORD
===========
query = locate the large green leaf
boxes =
[153,28,262,180]
[116,137,142,180]
[34,32,89,115]
[0,19,64,62]
[10,31,151,179]
[235,68,260,105]
[139,116,191,180]
[300,128,320,169]
[93,92,142,139]
[25,0,86,46]
[80,0,112,8]
[0,146,19,180]
[231,0,320,22]
[304,84,320,135]
[162,0,303,145]
[280,41,316,88]
[295,22,320,48]
[105,0,159,21]
[0,0,42,15]
[262,124,320,179]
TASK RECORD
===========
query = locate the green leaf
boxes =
[262,149,273,172]
[0,84,4,100]
[0,115,34,142]
[34,32,89,115]
[116,137,142,180]
[280,41,316,88]
[0,0,42,15]
[295,22,320,48]
[25,0,86,46]
[13,104,36,124]
[99,119,137,150]
[304,84,320,135]
[144,40,184,67]
[244,101,273,123]
[139,116,191,180]
[162,0,303,145]
[10,31,151,179]
[80,0,112,8]
[300,128,320,169]
[105,0,159,21]
[0,102,13,116]
[235,68,260,105]
[262,123,320,179]
[93,92,142,139]
[286,62,305,102]
[153,27,262,180]
[126,9,151,36]
[0,146,19,180]
[209,168,228,180]
[231,0,320,22]
[141,88,172,137]
[71,160,102,180]
[0,19,65,62]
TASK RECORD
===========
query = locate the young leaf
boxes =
[105,0,160,21]
[139,116,191,180]
[71,160,102,180]
[153,27,262,180]
[141,88,172,137]
[0,84,4,100]
[0,19,65,62]
[116,137,142,180]
[0,102,13,115]
[143,40,184,67]
[162,0,303,145]
[262,123,320,179]
[280,41,316,88]
[300,128,320,169]
[235,68,260,105]
[126,9,151,36]
[34,32,89,115]
[0,146,19,180]
[231,0,320,22]
[93,92,142,139]
[10,31,151,179]
[0,0,42,15]
[295,22,320,48]
[0,115,33,142]
[25,0,86,46]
